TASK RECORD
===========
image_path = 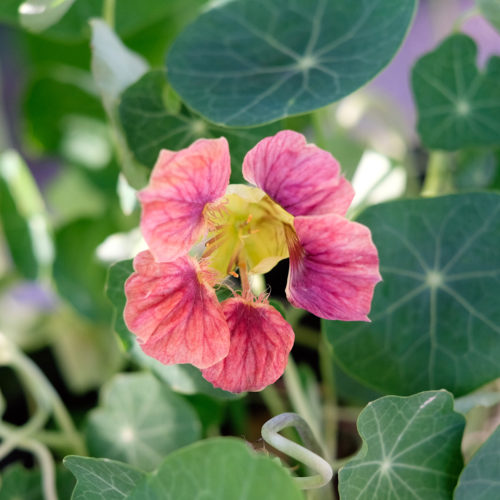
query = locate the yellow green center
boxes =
[203,185,294,279]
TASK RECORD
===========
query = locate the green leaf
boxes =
[53,217,113,321]
[64,456,145,500]
[128,437,304,500]
[86,372,201,470]
[166,0,417,126]
[412,34,500,150]
[19,0,76,33]
[477,0,500,32]
[326,193,500,397]
[339,391,465,500]
[106,259,241,400]
[0,463,75,500]
[454,425,500,499]
[118,70,280,182]
[90,19,149,189]
[106,258,135,349]
[22,75,105,153]
[0,150,53,280]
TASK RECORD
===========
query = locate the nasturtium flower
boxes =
[124,130,381,393]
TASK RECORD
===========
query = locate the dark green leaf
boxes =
[0,150,52,280]
[454,425,500,499]
[119,70,280,182]
[326,193,500,397]
[86,372,201,470]
[106,258,135,349]
[339,391,464,500]
[167,0,417,126]
[0,463,75,500]
[412,34,500,150]
[128,437,304,500]
[64,456,145,500]
[477,0,500,32]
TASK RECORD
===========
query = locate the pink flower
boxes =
[124,131,381,393]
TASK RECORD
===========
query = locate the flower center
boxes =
[203,185,294,281]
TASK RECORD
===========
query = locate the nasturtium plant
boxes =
[2,1,500,499]
[339,391,465,500]
[86,372,201,470]
[167,0,417,126]
[326,193,500,397]
[412,34,500,150]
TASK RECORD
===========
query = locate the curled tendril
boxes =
[261,412,333,490]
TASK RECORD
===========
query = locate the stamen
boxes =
[229,271,239,278]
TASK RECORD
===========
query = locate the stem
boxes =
[0,332,86,456]
[261,384,288,417]
[103,0,116,29]
[318,335,337,463]
[262,413,333,490]
[453,7,480,31]
[284,357,321,441]
[421,151,454,197]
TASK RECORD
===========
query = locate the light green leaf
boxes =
[19,0,76,32]
[477,0,500,32]
[454,391,500,414]
[64,456,145,500]
[90,19,148,110]
[128,437,304,500]
[105,259,242,400]
[454,425,500,499]
[118,70,280,182]
[85,372,201,470]
[167,0,417,126]
[339,391,464,500]
[90,18,149,189]
[53,217,113,321]
[0,463,75,500]
[0,150,53,280]
[412,34,500,150]
[326,193,500,397]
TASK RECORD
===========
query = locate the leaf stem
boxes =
[261,413,333,490]
[103,0,116,29]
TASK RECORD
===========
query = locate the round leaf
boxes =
[86,372,201,470]
[64,456,145,500]
[326,193,500,397]
[167,0,417,126]
[477,0,500,33]
[412,34,500,150]
[454,425,500,499]
[339,391,465,500]
[118,70,280,182]
[129,438,304,500]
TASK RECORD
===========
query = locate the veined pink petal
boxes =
[286,214,381,321]
[242,130,354,217]
[139,138,231,262]
[202,298,294,393]
[124,250,230,368]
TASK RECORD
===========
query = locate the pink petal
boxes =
[286,214,381,321]
[139,138,231,262]
[242,130,354,217]
[202,298,294,393]
[124,250,230,368]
